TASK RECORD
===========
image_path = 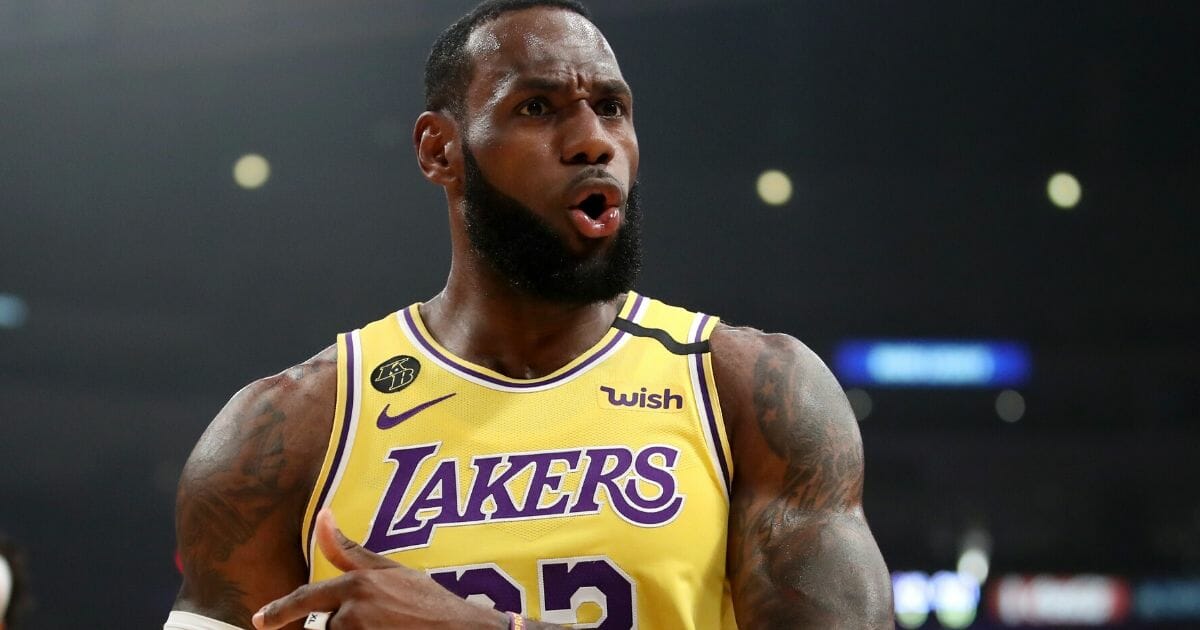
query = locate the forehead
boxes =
[465,8,625,94]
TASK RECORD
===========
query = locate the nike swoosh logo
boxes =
[376,393,456,429]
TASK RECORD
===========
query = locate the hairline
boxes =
[434,3,596,123]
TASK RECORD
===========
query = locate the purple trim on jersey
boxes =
[403,294,647,390]
[693,314,732,492]
[307,331,358,566]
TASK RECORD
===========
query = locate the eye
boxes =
[596,99,627,118]
[517,98,551,116]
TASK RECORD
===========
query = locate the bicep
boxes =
[173,359,333,628]
[717,330,892,628]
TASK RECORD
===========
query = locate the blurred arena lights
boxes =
[956,548,989,585]
[0,293,29,329]
[995,389,1026,422]
[930,571,979,629]
[834,340,1031,387]
[233,153,271,189]
[992,574,1132,626]
[895,572,1200,628]
[957,526,992,588]
[755,169,793,206]
[1047,172,1082,209]
[892,571,980,629]
[1136,579,1200,621]
[893,572,933,629]
[844,388,873,421]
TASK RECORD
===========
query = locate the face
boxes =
[451,7,642,301]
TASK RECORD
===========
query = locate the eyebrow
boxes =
[511,76,632,99]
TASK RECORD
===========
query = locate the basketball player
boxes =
[165,1,892,628]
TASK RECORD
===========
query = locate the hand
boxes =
[251,508,509,630]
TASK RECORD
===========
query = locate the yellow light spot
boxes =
[1047,172,1081,209]
[957,548,990,585]
[234,153,271,189]
[756,169,793,206]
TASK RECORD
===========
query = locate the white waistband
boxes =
[164,610,246,630]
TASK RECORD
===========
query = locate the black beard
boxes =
[461,145,642,305]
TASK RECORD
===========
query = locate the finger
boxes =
[315,507,397,572]
[252,579,347,630]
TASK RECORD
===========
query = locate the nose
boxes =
[560,101,615,166]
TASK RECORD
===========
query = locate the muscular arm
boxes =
[712,326,892,628]
[173,345,337,628]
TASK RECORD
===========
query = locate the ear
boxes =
[413,111,460,187]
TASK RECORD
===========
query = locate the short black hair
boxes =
[424,0,592,118]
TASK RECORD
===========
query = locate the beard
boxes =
[460,144,643,305]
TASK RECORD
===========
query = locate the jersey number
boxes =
[429,556,636,629]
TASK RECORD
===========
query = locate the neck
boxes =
[419,257,626,380]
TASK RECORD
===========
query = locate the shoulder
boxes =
[181,343,338,494]
[709,324,848,440]
[709,322,824,374]
[174,343,338,623]
[709,324,863,492]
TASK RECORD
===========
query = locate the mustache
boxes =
[567,167,624,191]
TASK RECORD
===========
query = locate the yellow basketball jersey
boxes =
[301,292,737,629]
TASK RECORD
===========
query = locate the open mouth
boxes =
[577,193,609,220]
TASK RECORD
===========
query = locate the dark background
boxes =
[1,1,1197,627]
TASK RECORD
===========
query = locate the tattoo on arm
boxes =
[180,403,287,555]
[172,357,341,630]
[176,399,292,623]
[186,566,249,617]
[727,333,891,628]
[752,343,863,508]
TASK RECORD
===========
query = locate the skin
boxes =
[173,7,891,629]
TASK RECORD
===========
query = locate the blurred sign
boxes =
[989,574,1131,625]
[1135,579,1200,621]
[834,340,1031,387]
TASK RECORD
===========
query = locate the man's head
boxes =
[414,0,641,304]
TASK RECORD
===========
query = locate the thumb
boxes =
[315,507,397,572]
